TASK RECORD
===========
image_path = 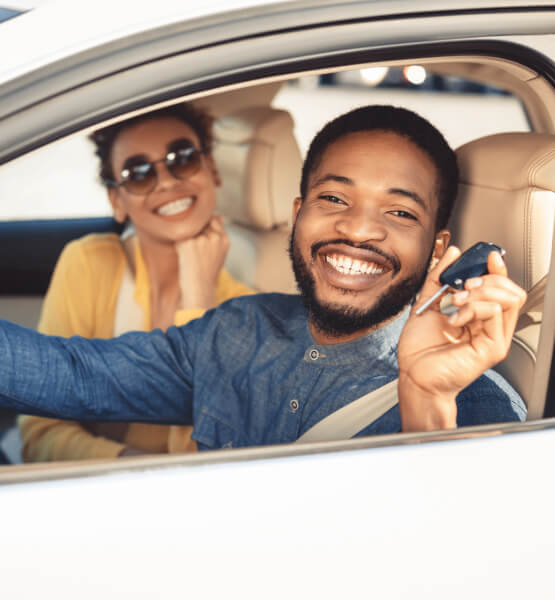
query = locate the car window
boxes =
[273,67,530,155]
[0,67,530,222]
[0,134,110,221]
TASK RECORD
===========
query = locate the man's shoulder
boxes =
[172,292,307,354]
[180,292,307,337]
[216,292,305,319]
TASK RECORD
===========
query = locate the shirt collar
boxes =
[302,306,410,367]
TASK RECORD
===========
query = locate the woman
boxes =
[19,103,252,460]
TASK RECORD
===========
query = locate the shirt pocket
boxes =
[193,408,248,450]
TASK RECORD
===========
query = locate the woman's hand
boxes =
[175,215,230,309]
[397,246,526,432]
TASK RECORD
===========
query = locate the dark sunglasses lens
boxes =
[167,145,202,180]
[122,162,156,194]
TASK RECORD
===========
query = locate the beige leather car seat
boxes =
[450,132,555,418]
[213,106,301,294]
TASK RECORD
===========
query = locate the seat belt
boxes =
[295,378,398,444]
[519,275,546,315]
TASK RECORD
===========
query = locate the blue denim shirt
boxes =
[0,294,526,450]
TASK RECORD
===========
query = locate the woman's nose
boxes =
[155,162,179,191]
[334,205,387,242]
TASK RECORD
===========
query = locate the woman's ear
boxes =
[206,156,222,187]
[428,229,451,271]
[108,188,127,224]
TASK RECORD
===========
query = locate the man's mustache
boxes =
[310,239,400,274]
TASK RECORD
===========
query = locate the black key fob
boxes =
[440,241,505,290]
[415,241,506,315]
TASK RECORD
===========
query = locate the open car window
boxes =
[0,0,553,484]
[0,3,555,596]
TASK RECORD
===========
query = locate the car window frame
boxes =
[0,7,554,480]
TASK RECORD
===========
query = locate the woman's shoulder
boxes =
[61,232,124,266]
[53,232,125,284]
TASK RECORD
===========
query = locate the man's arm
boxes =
[0,321,194,424]
[397,247,526,432]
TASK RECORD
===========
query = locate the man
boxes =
[0,105,526,451]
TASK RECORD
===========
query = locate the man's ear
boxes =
[292,197,303,226]
[428,229,451,271]
[108,188,127,224]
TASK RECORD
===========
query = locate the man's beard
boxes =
[288,228,431,338]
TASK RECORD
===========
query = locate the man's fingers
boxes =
[453,284,524,313]
[448,300,507,361]
[487,250,508,277]
[413,245,461,313]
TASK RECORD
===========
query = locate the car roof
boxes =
[0,0,288,82]
[1,0,553,85]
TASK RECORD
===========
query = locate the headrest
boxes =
[457,132,555,191]
[450,132,555,292]
[213,106,302,230]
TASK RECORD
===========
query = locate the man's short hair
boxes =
[299,105,459,231]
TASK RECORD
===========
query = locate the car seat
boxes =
[213,106,301,294]
[450,132,555,418]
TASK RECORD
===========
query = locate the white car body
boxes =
[0,1,554,598]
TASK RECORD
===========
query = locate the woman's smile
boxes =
[155,196,195,217]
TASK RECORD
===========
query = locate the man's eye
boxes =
[319,194,345,204]
[390,210,417,220]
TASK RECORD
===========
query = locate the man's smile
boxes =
[313,242,396,291]
[324,253,386,275]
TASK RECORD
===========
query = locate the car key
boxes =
[415,241,505,315]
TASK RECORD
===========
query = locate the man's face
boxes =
[290,130,448,343]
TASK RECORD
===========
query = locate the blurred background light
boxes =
[403,65,427,85]
[359,66,389,86]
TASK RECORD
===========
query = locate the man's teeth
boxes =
[325,254,385,275]
[157,198,193,216]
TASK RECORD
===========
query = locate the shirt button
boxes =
[289,399,299,413]
[309,348,320,361]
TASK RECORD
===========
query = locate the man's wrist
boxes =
[398,372,458,432]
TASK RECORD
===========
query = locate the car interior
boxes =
[0,49,554,475]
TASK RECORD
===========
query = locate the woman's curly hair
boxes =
[89,103,214,186]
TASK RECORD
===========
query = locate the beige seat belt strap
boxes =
[519,276,547,315]
[295,378,399,444]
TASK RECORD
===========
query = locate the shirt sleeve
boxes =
[18,414,126,461]
[1,320,198,425]
[456,370,527,426]
[19,238,128,461]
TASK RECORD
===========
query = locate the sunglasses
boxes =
[105,138,205,195]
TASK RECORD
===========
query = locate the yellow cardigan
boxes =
[19,232,253,461]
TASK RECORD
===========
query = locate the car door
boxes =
[0,1,554,597]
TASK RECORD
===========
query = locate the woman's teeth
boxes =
[325,254,385,276]
[157,197,193,216]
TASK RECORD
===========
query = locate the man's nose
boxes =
[334,204,387,242]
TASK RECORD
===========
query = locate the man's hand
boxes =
[175,215,230,309]
[397,246,526,432]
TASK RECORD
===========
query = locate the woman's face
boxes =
[108,116,219,244]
